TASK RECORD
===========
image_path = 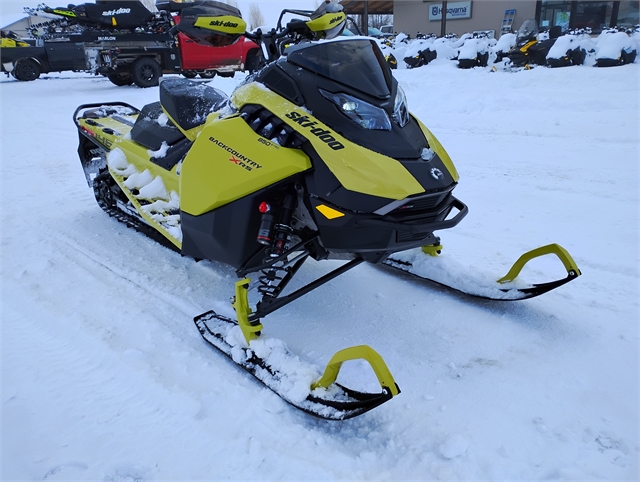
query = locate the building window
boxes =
[573,2,614,30]
[538,1,635,32]
[540,1,572,29]
[617,1,640,27]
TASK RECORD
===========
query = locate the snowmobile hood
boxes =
[286,39,392,100]
[232,82,424,200]
[176,2,245,47]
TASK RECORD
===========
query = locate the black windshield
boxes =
[516,19,539,45]
[286,39,392,99]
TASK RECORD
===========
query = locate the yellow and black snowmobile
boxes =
[30,1,158,30]
[1,30,30,48]
[506,19,560,68]
[74,1,581,419]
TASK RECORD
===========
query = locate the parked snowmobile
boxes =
[74,1,581,419]
[402,35,438,68]
[457,35,491,69]
[546,29,591,67]
[1,29,30,48]
[595,28,638,67]
[28,1,165,32]
[506,19,558,67]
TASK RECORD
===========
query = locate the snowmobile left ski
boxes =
[73,1,581,419]
[385,243,581,301]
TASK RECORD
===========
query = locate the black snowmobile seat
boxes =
[159,78,229,132]
[130,101,185,151]
[83,1,154,29]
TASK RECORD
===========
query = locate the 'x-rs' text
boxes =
[209,136,262,171]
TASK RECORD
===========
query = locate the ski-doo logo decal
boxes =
[430,167,444,181]
[209,20,239,28]
[102,8,131,16]
[284,111,344,151]
[98,37,116,41]
[209,136,262,172]
[329,16,343,24]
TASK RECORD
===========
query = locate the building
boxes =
[390,1,639,37]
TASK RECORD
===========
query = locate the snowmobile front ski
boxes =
[385,243,581,301]
[194,310,399,420]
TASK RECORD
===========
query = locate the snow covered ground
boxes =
[2,58,638,480]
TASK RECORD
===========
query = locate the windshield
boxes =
[286,39,392,99]
[516,19,539,44]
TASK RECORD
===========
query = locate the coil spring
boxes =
[257,265,289,297]
[263,224,293,258]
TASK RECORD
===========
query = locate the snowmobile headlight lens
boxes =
[320,89,391,131]
[393,85,409,128]
[342,101,358,112]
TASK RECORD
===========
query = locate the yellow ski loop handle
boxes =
[311,345,400,397]
[233,278,400,398]
[497,243,581,284]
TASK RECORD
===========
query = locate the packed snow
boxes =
[1,54,638,481]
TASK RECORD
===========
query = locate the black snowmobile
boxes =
[595,28,638,67]
[39,1,157,29]
[403,35,438,69]
[74,1,581,420]
[25,0,173,36]
[506,19,559,67]
[546,31,589,68]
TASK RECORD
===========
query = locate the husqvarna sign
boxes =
[428,1,472,21]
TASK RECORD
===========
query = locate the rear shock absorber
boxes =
[270,192,295,258]
[256,201,274,246]
[254,192,297,299]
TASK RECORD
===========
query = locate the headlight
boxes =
[320,89,392,131]
[393,85,409,127]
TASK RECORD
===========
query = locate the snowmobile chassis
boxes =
[80,106,581,419]
[89,150,580,419]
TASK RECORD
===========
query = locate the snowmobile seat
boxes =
[130,101,185,151]
[81,1,155,29]
[159,78,228,133]
[549,25,562,39]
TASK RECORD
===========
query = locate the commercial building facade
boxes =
[392,1,639,37]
